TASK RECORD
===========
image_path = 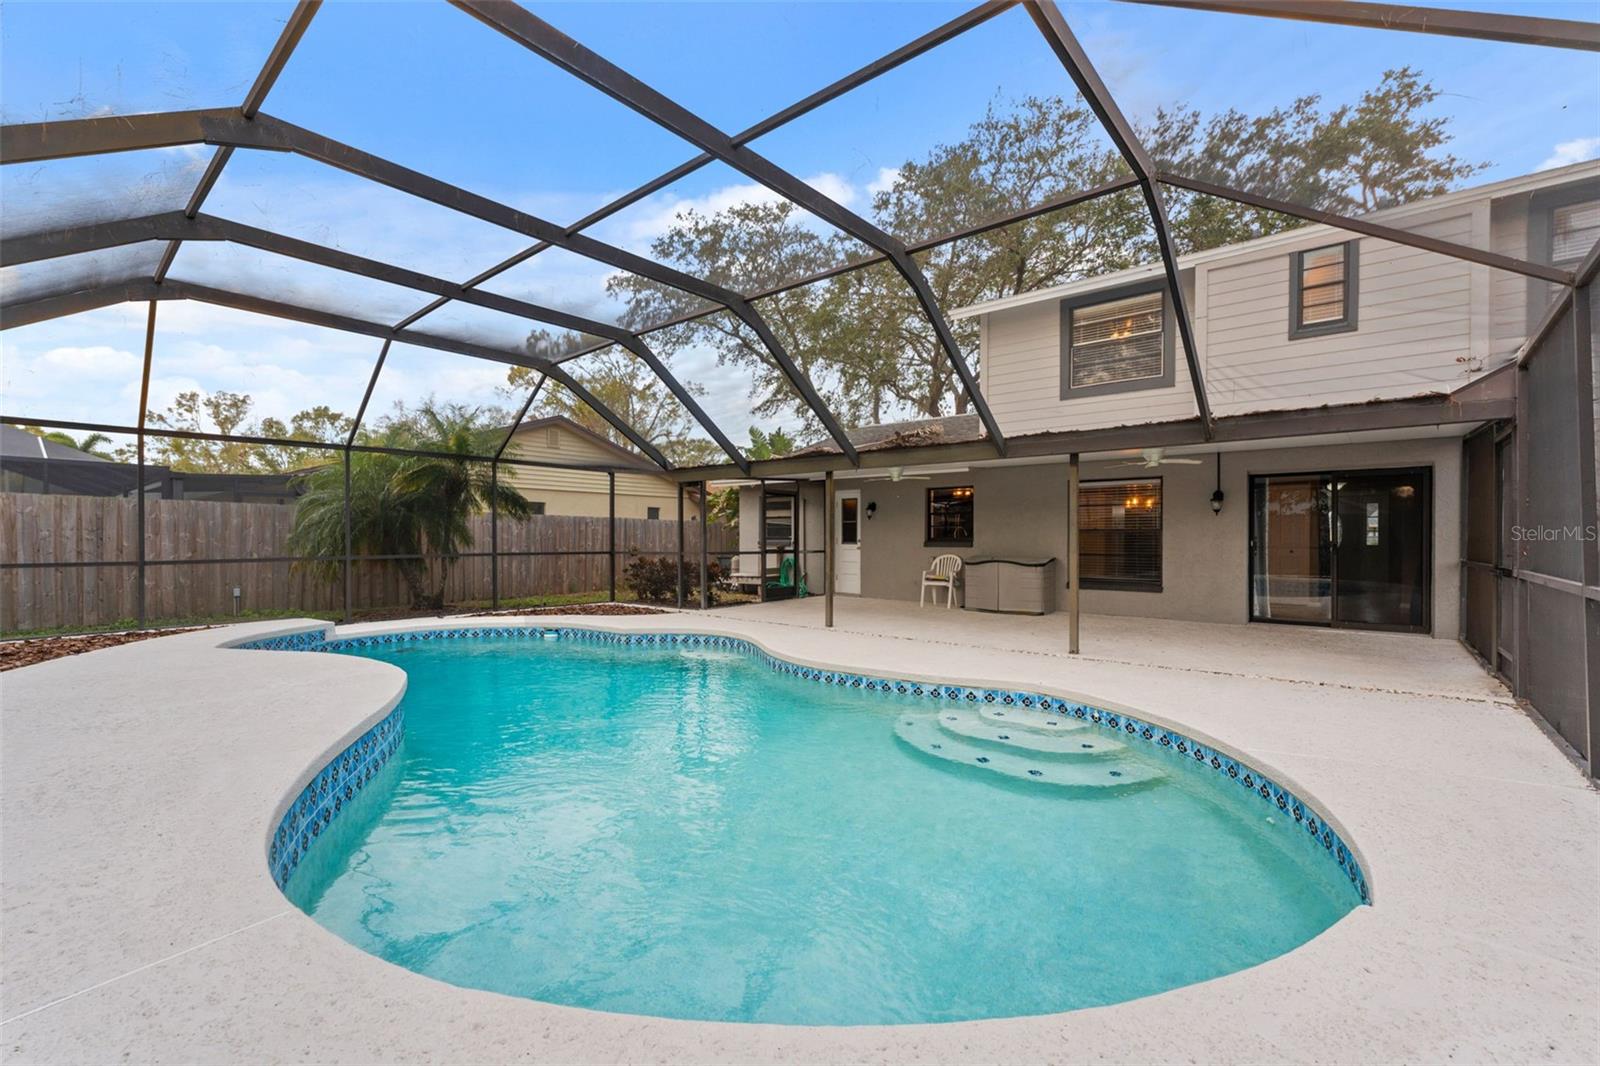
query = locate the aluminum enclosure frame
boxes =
[1,0,1595,654]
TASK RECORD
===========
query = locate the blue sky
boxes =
[3,1,1598,444]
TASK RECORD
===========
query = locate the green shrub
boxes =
[623,553,728,605]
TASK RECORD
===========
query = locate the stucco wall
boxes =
[849,437,1463,639]
[736,484,828,593]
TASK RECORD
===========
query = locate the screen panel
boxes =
[142,302,384,443]
[264,0,695,230]
[0,1,290,121]
[0,149,205,242]
[0,305,151,427]
[587,158,875,297]
[1,243,165,305]
[748,4,1127,245]
[1063,0,1600,254]
[202,148,536,283]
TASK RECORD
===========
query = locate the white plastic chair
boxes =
[920,554,964,609]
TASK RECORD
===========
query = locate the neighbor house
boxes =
[737,161,1599,642]
[500,415,700,521]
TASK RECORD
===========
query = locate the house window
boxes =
[546,427,561,448]
[1290,241,1358,337]
[1079,480,1162,592]
[529,501,546,515]
[1063,287,1168,391]
[1059,283,1174,399]
[646,506,661,520]
[1552,200,1600,265]
[839,496,859,546]
[926,486,974,546]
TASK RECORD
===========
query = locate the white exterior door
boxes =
[834,490,862,595]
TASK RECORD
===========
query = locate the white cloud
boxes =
[38,344,141,377]
[1539,137,1600,171]
[867,167,902,196]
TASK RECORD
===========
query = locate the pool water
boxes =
[289,637,1356,1025]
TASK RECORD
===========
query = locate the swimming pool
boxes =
[265,628,1364,1026]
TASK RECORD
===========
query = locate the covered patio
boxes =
[719,594,1509,701]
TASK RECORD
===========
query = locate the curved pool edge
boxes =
[231,618,1373,909]
[7,610,1594,1063]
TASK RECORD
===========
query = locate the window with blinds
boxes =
[1079,479,1162,592]
[1292,242,1357,336]
[1068,290,1165,388]
[1553,200,1600,264]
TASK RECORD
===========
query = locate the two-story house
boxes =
[736,160,1599,641]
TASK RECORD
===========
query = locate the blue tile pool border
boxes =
[242,625,1370,904]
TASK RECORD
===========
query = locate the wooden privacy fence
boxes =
[0,492,737,633]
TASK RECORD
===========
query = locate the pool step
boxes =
[893,714,1164,792]
[930,709,1121,758]
[975,703,1089,736]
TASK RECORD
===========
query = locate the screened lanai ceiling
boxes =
[2,0,1597,476]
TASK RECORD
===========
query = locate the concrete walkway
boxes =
[1,607,1595,1064]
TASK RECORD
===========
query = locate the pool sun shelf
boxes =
[894,706,1164,791]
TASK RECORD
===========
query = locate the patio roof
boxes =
[2,1,1596,479]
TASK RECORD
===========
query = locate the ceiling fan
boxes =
[862,466,932,482]
[1117,448,1205,469]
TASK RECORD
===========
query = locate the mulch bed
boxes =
[0,628,208,672]
[1,604,670,672]
[464,604,668,618]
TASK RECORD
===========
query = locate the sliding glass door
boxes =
[1250,468,1430,632]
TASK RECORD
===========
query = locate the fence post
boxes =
[608,471,617,602]
[699,480,709,611]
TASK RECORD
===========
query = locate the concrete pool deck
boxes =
[2,603,1596,1064]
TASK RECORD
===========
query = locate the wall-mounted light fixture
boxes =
[865,501,878,520]
[1210,453,1225,516]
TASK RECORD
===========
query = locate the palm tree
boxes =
[31,429,113,458]
[288,404,534,610]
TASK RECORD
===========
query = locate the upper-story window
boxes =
[1059,282,1174,399]
[1290,241,1359,338]
[1552,200,1600,265]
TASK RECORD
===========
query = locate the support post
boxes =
[1570,281,1599,777]
[342,449,353,623]
[490,462,500,610]
[825,471,835,628]
[136,433,147,629]
[699,480,710,611]
[676,481,686,608]
[757,478,768,603]
[1068,453,1081,655]
[135,300,157,629]
[608,471,617,602]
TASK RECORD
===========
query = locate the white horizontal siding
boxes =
[980,298,1197,437]
[1490,197,1533,364]
[977,194,1568,432]
[1203,211,1479,417]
